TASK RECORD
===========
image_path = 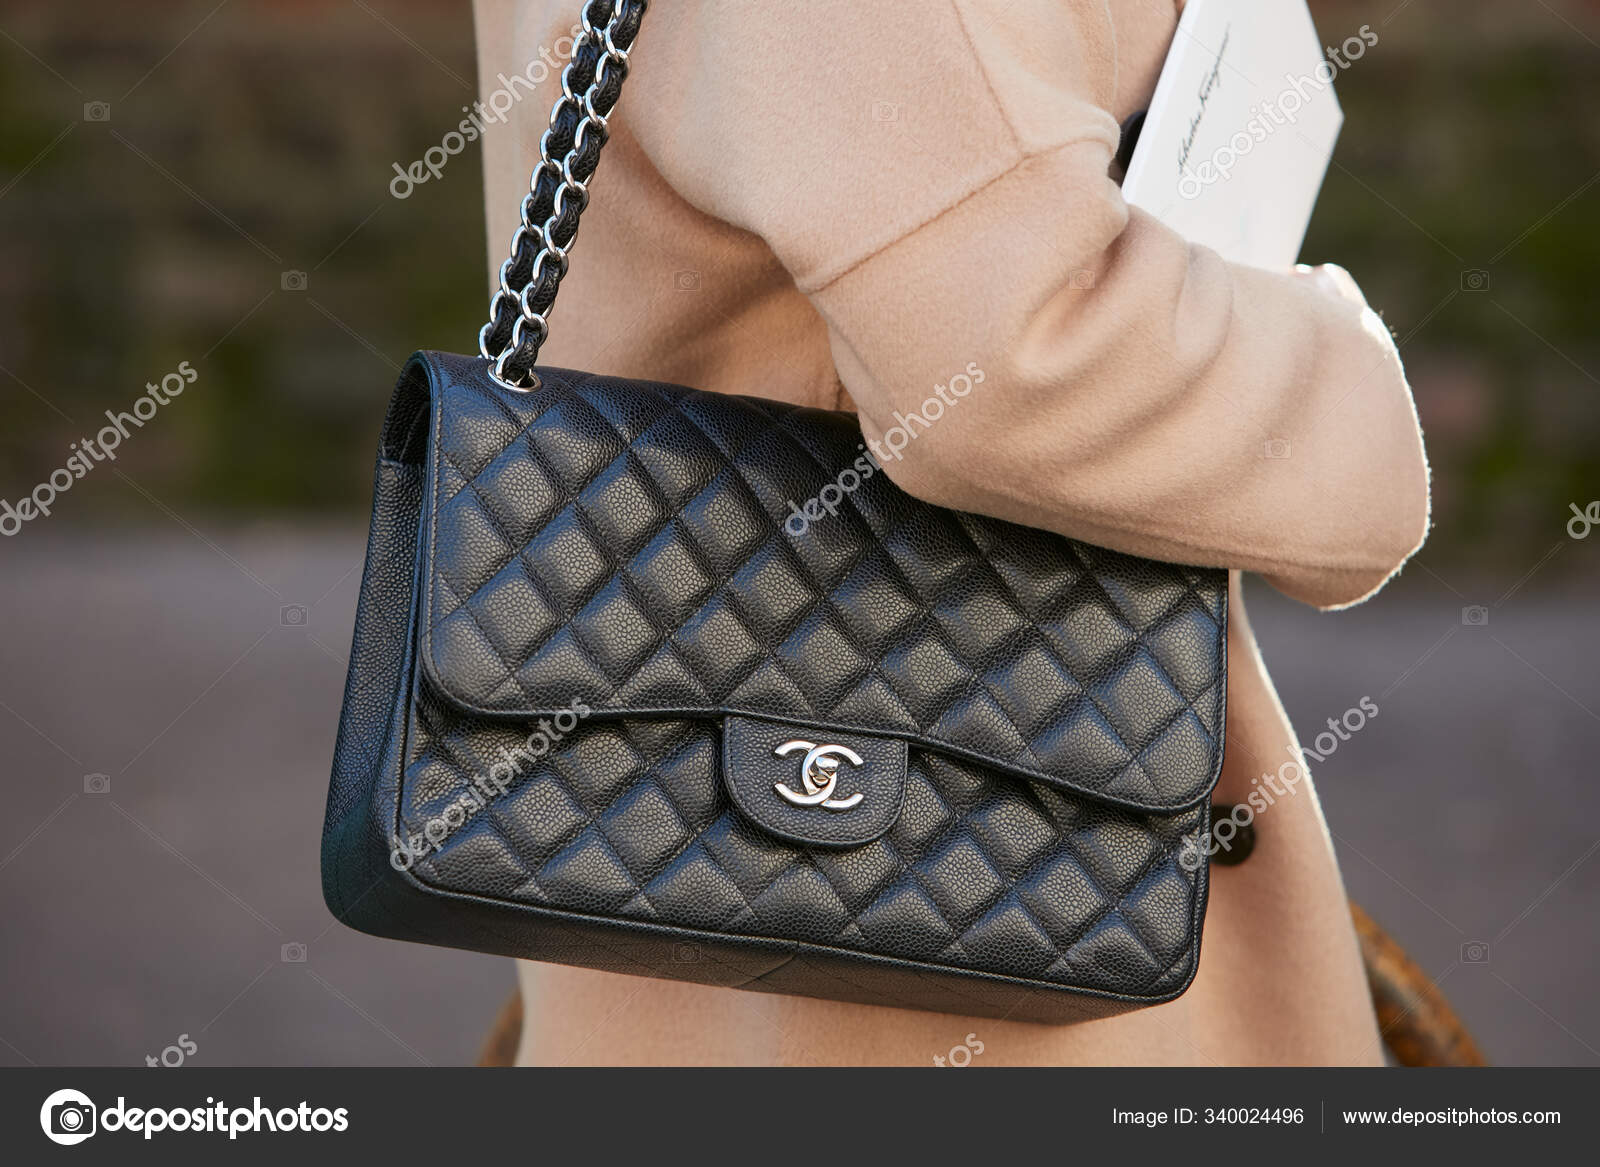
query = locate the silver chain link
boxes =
[478,0,645,391]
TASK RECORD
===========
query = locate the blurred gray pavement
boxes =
[1,527,1595,1065]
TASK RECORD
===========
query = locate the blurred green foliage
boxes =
[1,0,1596,575]
[1303,1,1600,562]
[1,0,486,515]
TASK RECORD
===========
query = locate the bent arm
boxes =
[625,0,1430,608]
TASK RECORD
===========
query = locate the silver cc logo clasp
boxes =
[772,740,865,811]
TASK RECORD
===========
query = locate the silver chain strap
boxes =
[477,0,646,391]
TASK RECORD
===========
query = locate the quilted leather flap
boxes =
[409,353,1227,814]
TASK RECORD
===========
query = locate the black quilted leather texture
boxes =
[322,352,1228,1022]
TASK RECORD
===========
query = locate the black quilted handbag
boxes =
[322,0,1227,1023]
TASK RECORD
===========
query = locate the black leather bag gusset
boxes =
[321,352,1227,1021]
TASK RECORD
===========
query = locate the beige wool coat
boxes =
[471,0,1430,1065]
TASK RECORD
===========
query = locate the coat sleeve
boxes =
[620,0,1431,608]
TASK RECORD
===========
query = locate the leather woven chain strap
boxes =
[477,0,648,390]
